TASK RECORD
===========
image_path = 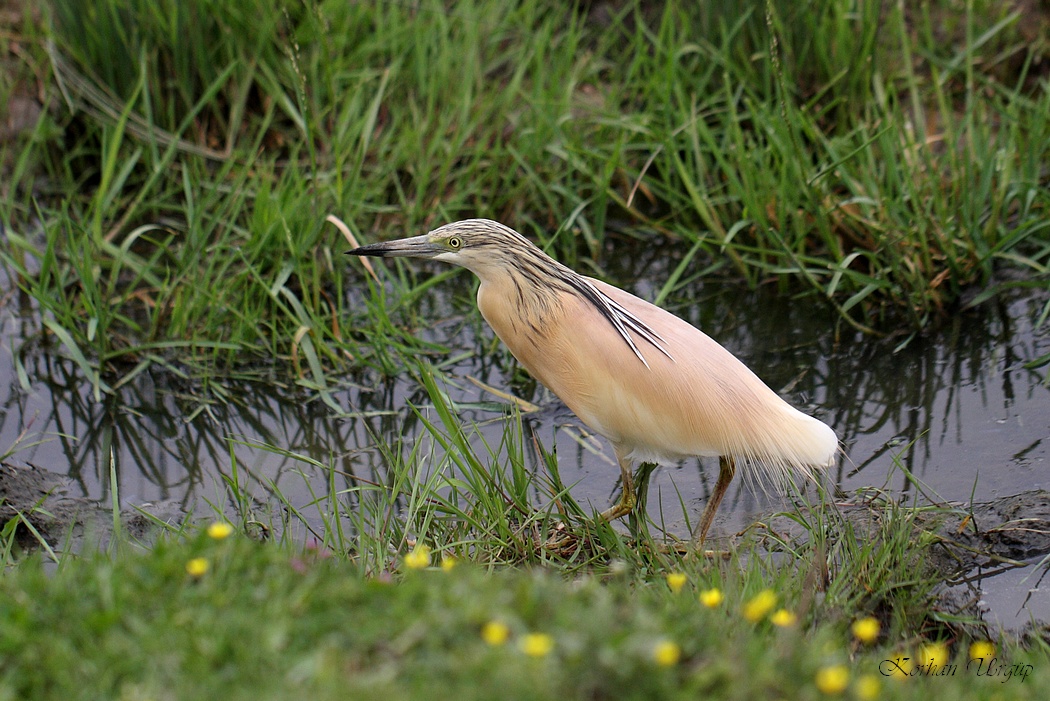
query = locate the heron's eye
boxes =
[447,236,462,249]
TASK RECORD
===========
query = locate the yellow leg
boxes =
[693,456,736,546]
[599,454,638,521]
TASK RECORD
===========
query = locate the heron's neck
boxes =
[475,263,578,345]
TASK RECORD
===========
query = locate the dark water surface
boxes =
[1,249,1048,628]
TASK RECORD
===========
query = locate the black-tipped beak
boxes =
[345,234,441,259]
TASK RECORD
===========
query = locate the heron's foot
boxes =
[701,548,732,560]
[599,459,654,522]
[645,536,731,559]
[598,489,636,522]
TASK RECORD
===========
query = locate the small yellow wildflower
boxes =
[855,674,881,700]
[652,639,681,667]
[481,620,510,646]
[441,555,457,572]
[815,665,849,695]
[186,557,209,577]
[403,545,432,570]
[666,572,687,593]
[699,588,724,608]
[520,632,554,657]
[919,642,950,670]
[770,609,797,627]
[969,640,995,660]
[851,617,880,644]
[207,522,233,540]
[742,589,777,622]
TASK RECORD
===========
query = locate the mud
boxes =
[758,488,1050,637]
[5,462,1048,562]
[931,490,1050,565]
[0,462,186,550]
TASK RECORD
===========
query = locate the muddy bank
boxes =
[4,461,1049,563]
[0,462,186,550]
[757,488,1050,638]
[5,461,1048,561]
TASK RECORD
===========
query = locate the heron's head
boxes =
[347,219,547,278]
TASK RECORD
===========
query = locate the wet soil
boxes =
[0,462,186,550]
[752,487,1050,639]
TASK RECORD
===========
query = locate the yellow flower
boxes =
[742,589,777,622]
[851,617,880,644]
[186,557,209,577]
[919,642,950,670]
[207,522,233,540]
[665,573,687,593]
[481,620,510,646]
[441,555,457,572]
[855,674,880,700]
[403,545,432,570]
[652,639,681,666]
[520,632,554,657]
[815,665,849,695]
[969,640,995,660]
[770,609,797,627]
[699,588,724,608]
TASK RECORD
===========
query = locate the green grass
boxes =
[1,0,1048,393]
[2,540,1045,701]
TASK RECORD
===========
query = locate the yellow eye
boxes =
[447,236,462,249]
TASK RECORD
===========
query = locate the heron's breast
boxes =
[476,280,712,450]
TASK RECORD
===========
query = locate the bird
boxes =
[348,219,837,545]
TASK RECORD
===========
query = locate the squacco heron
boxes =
[349,219,837,545]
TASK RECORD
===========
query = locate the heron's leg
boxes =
[599,454,637,521]
[693,455,736,546]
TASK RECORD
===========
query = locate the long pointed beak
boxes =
[346,234,442,259]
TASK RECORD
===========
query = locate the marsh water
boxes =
[1,244,1048,629]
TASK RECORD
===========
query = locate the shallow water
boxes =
[1,248,1048,628]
